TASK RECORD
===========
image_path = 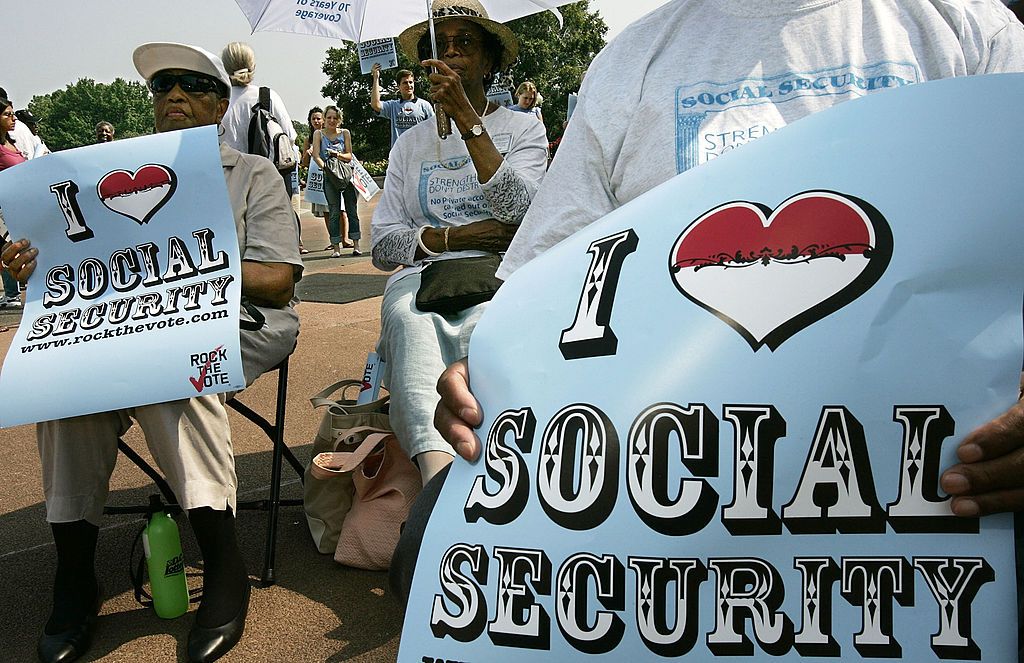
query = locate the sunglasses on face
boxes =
[418,34,480,60]
[148,72,222,96]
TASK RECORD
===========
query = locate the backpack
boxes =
[247,87,297,172]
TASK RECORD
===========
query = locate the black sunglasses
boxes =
[418,34,480,60]
[148,72,222,96]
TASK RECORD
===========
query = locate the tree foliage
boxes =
[319,0,607,163]
[27,78,154,152]
[292,120,310,151]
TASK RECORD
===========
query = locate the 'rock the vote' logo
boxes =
[669,190,893,350]
[97,164,177,226]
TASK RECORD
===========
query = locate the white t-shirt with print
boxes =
[499,0,1024,278]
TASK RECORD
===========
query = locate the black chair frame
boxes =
[103,357,304,586]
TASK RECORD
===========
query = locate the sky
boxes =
[6,0,666,126]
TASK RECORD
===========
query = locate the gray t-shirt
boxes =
[379,97,435,147]
[370,106,549,283]
[220,143,303,385]
[499,0,1024,279]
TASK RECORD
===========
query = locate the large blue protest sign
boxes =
[399,74,1024,661]
[0,126,243,428]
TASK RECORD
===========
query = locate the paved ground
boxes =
[0,195,409,661]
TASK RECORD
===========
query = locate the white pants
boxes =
[377,273,487,458]
[38,394,235,525]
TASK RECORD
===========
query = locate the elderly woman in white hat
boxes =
[369,0,548,485]
[2,42,302,663]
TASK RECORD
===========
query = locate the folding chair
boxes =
[104,355,305,586]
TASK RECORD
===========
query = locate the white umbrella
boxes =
[234,0,573,42]
[234,0,577,136]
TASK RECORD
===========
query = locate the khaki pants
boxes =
[38,394,236,525]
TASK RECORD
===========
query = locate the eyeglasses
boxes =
[418,34,480,59]
[148,72,222,96]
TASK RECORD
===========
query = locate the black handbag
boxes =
[415,255,503,314]
[324,154,353,189]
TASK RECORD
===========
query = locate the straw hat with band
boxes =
[398,0,519,71]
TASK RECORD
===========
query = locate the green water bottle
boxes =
[143,496,189,618]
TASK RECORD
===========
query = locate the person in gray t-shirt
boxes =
[370,63,435,148]
[436,0,1024,518]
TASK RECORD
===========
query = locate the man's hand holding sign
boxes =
[398,75,1024,661]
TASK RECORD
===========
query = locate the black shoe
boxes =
[187,583,250,662]
[37,584,101,663]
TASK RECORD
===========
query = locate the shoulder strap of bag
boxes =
[259,86,271,112]
[311,379,390,412]
[324,432,394,472]
[332,425,392,446]
[310,379,363,408]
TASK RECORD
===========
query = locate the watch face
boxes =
[463,124,485,140]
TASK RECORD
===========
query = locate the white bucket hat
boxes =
[133,42,231,94]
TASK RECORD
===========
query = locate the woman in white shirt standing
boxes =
[218,42,297,196]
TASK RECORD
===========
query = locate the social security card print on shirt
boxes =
[0,126,243,428]
[675,61,919,172]
[419,157,492,226]
[399,75,1024,662]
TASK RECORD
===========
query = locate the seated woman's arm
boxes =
[241,157,302,307]
[425,111,548,253]
[241,261,294,308]
[371,145,419,271]
[458,111,548,225]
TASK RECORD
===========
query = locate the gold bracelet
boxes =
[443,226,451,252]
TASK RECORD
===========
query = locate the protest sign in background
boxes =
[351,158,381,201]
[305,159,328,206]
[399,75,1024,661]
[358,38,398,75]
[486,82,514,109]
[0,126,244,428]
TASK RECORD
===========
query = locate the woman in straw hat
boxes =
[370,0,548,485]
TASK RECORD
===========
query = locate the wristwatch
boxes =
[461,123,486,141]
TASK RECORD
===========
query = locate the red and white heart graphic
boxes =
[96,164,177,225]
[669,191,892,350]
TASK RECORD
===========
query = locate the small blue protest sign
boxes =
[486,82,514,108]
[398,75,1024,661]
[0,126,244,428]
[305,159,328,206]
[359,38,398,75]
